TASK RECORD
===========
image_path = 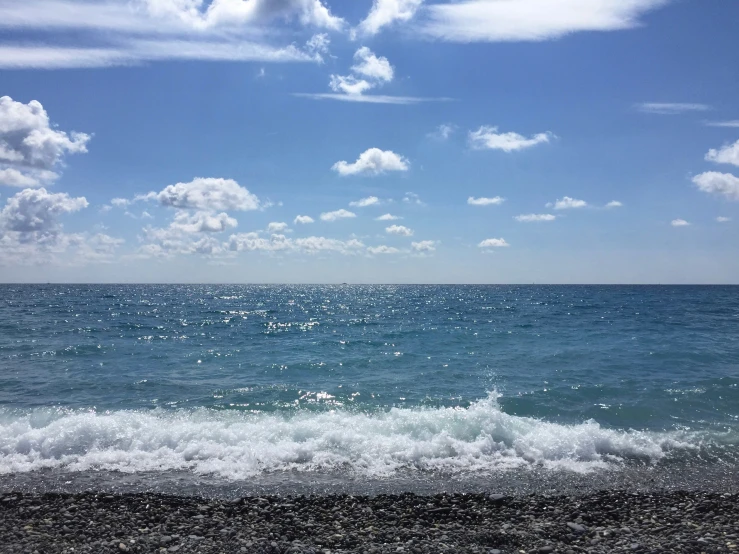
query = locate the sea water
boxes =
[0,285,737,493]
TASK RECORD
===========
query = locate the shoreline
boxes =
[2,489,737,553]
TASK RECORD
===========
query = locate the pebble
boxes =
[0,490,736,553]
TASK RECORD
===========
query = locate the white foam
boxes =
[0,395,701,479]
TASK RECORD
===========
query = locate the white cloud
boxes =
[320,209,357,222]
[0,96,90,187]
[0,187,109,265]
[386,224,414,236]
[110,198,130,208]
[148,177,260,211]
[169,212,237,233]
[403,192,423,205]
[549,196,587,210]
[0,0,343,69]
[267,221,290,233]
[469,125,554,152]
[0,187,88,234]
[705,120,739,128]
[332,148,409,176]
[349,196,380,207]
[327,47,393,98]
[411,240,436,252]
[467,196,504,206]
[478,238,510,248]
[692,172,739,201]
[329,75,374,96]
[305,33,330,58]
[716,216,731,223]
[367,245,401,255]
[428,123,456,140]
[294,215,315,224]
[0,168,55,188]
[293,93,449,105]
[355,0,424,37]
[299,46,447,104]
[671,219,690,227]
[705,139,739,167]
[351,47,394,82]
[606,200,623,208]
[515,213,556,222]
[636,102,710,115]
[376,213,401,221]
[228,233,365,255]
[419,0,669,42]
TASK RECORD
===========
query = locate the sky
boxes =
[0,0,738,284]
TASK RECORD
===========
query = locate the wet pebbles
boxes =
[1,490,737,553]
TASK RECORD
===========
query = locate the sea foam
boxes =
[0,395,701,478]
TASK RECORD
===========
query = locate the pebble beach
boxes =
[2,489,738,554]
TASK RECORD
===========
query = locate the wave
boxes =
[0,395,725,479]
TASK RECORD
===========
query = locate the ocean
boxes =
[0,284,737,496]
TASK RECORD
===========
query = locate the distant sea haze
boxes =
[0,285,737,490]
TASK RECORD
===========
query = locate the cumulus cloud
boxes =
[692,172,739,201]
[411,240,436,253]
[320,209,356,222]
[145,177,261,211]
[0,187,113,265]
[294,215,315,224]
[514,214,556,222]
[376,213,401,221]
[671,219,690,227]
[717,216,731,223]
[549,196,587,210]
[705,139,739,167]
[469,126,554,152]
[367,245,401,255]
[386,224,414,236]
[419,0,670,42]
[0,187,87,234]
[0,96,90,187]
[355,0,423,37]
[478,238,510,248]
[349,196,380,207]
[606,200,623,208]
[636,102,711,115]
[332,148,409,176]
[327,47,394,99]
[266,221,288,233]
[468,196,504,206]
[172,211,238,233]
[298,46,446,104]
[351,47,394,82]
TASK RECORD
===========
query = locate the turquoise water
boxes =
[0,285,737,481]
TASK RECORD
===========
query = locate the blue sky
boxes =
[0,0,738,283]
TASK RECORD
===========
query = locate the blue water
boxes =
[0,285,737,482]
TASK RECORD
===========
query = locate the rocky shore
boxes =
[1,490,737,554]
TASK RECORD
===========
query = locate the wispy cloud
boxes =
[467,196,504,206]
[705,120,739,128]
[418,0,670,42]
[0,0,341,69]
[636,102,711,115]
[671,219,690,227]
[469,126,554,152]
[548,196,587,210]
[514,214,556,222]
[293,93,449,105]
